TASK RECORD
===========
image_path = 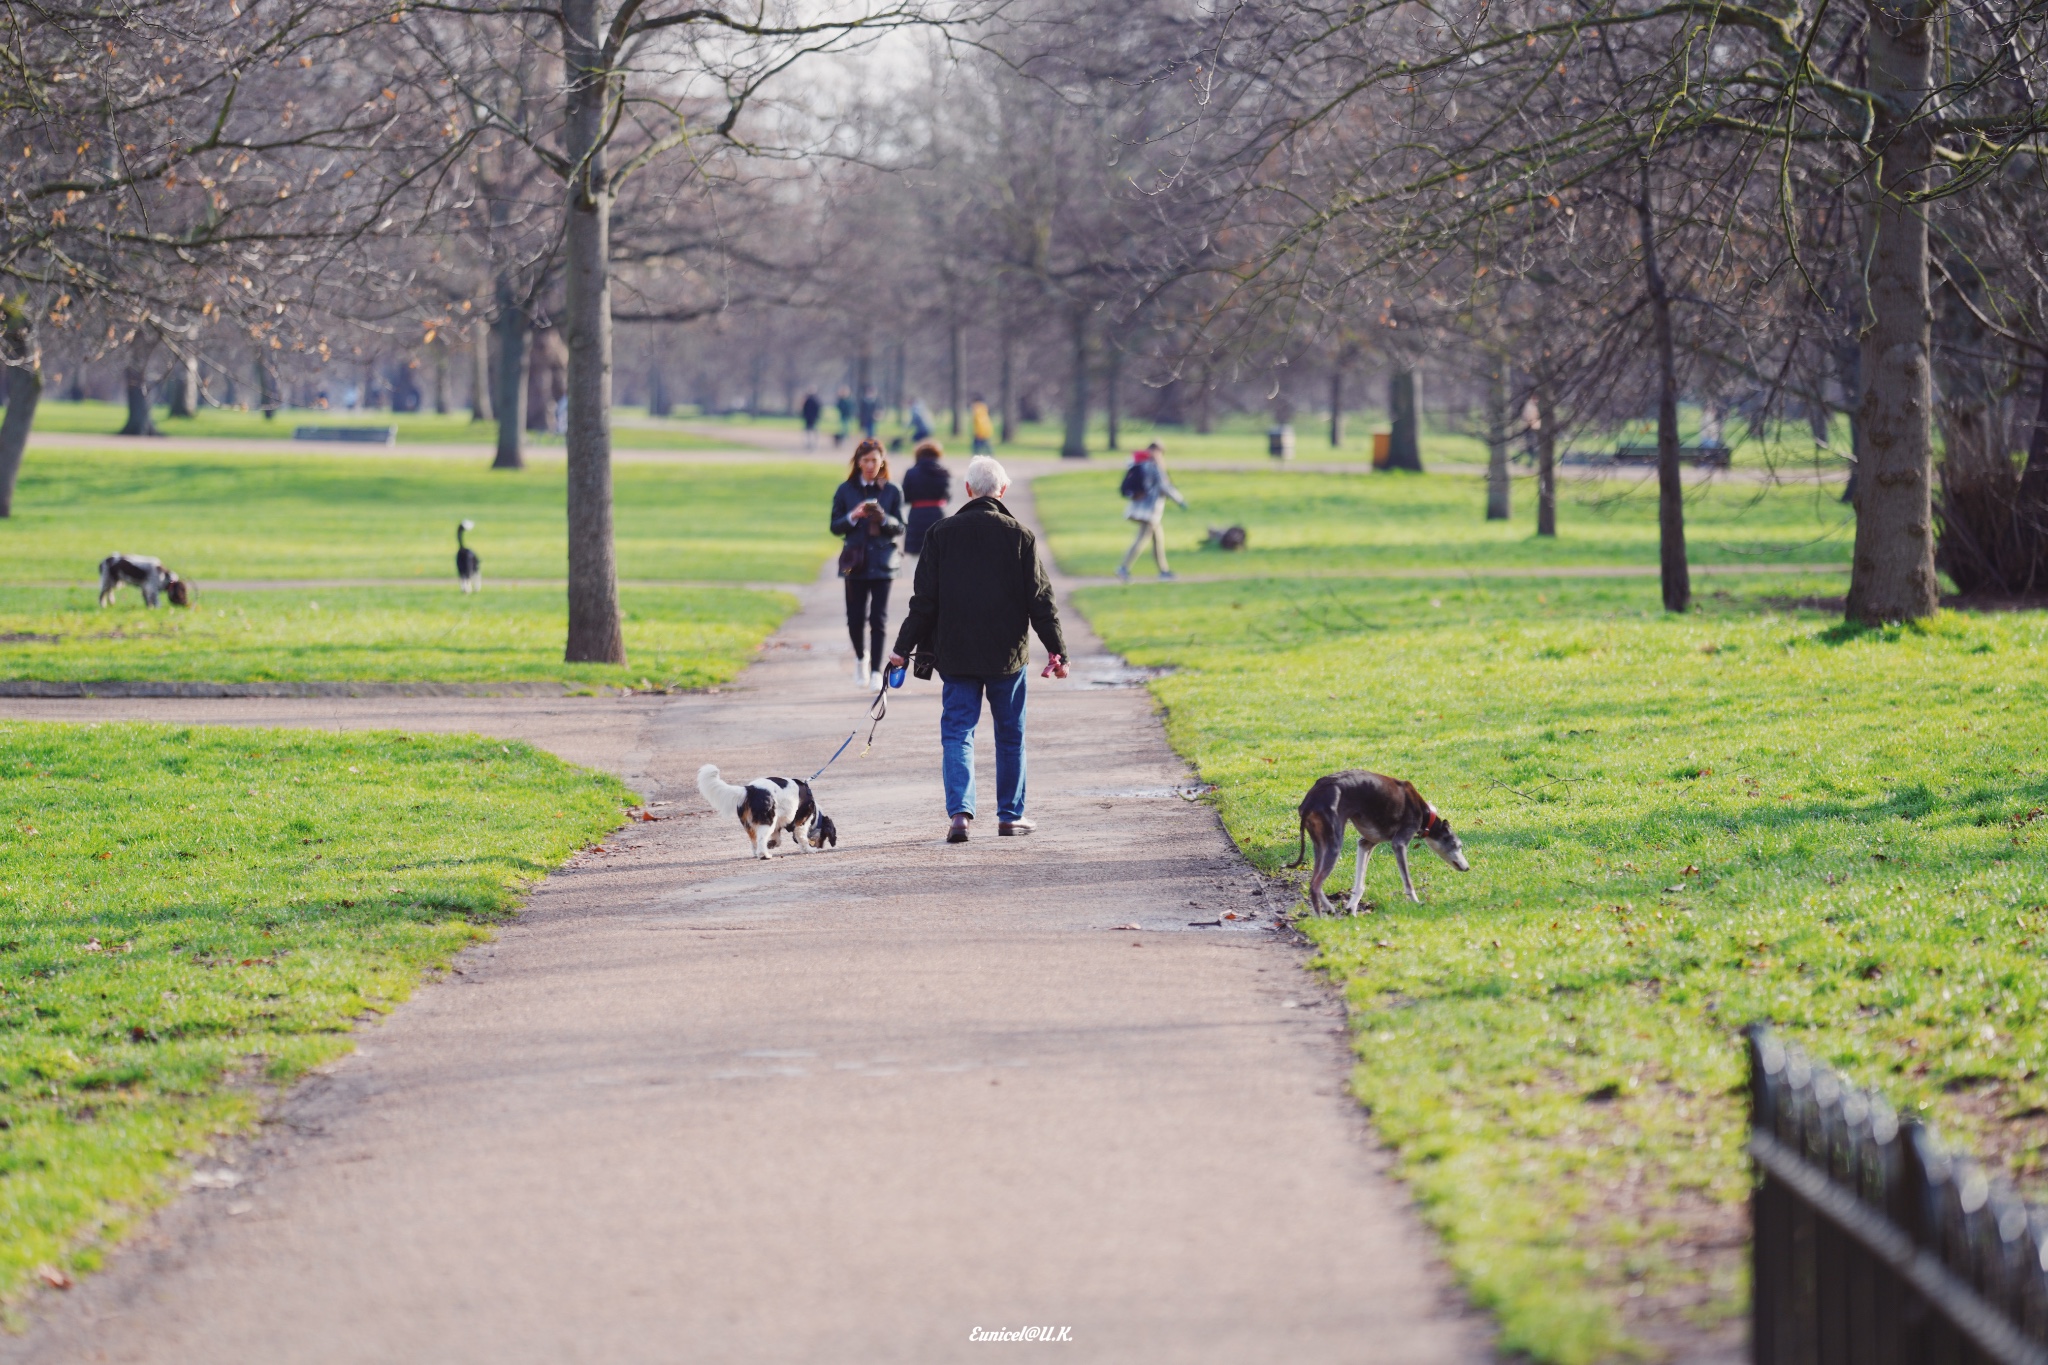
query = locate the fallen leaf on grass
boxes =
[1680,864,1700,876]
[36,1265,71,1290]
[1664,884,1687,893]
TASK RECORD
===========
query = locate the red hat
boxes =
[1133,448,1154,461]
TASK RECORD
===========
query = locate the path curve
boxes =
[0,471,1493,1365]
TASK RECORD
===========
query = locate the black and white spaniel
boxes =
[97,555,193,608]
[697,764,838,859]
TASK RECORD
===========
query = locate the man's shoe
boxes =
[1159,571,1177,581]
[947,819,970,844]
[998,819,1036,836]
[1115,565,1131,583]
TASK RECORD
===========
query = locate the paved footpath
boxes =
[0,473,1492,1364]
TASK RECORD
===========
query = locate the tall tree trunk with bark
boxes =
[433,343,450,415]
[492,284,525,467]
[471,328,493,423]
[998,330,1014,444]
[119,339,157,436]
[2020,367,2048,592]
[1060,307,1089,459]
[1104,342,1121,452]
[1535,383,1558,537]
[167,353,198,418]
[1484,357,1511,520]
[0,364,40,516]
[1328,358,1345,447]
[1636,159,1690,612]
[560,0,624,664]
[257,355,281,420]
[1845,3,1939,623]
[948,317,964,438]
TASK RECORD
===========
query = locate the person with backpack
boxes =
[1116,442,1186,582]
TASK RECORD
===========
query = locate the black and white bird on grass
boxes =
[456,520,481,593]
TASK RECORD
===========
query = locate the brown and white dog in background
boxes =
[1289,769,1469,913]
[97,555,194,608]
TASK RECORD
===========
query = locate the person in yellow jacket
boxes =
[969,395,995,454]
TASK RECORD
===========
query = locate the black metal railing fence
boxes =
[1749,1025,2048,1364]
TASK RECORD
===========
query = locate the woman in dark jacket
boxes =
[901,440,951,556]
[830,438,907,688]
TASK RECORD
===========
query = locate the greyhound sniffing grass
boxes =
[1289,769,1469,913]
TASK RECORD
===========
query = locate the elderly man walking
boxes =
[888,455,1068,843]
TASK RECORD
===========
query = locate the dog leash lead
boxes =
[809,682,893,782]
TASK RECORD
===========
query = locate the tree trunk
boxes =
[1845,5,1939,623]
[2018,366,2048,592]
[119,341,158,436]
[257,355,281,420]
[471,328,493,423]
[1060,307,1089,459]
[528,328,562,433]
[167,353,198,418]
[1387,369,1422,470]
[1194,361,1214,434]
[1535,383,1558,537]
[1485,358,1511,520]
[1636,159,1690,613]
[998,331,1014,444]
[1329,360,1345,448]
[648,366,671,418]
[433,344,449,415]
[492,286,526,468]
[0,364,40,516]
[948,317,964,438]
[561,0,624,665]
[1105,342,1122,453]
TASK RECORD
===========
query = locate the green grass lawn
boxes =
[2,449,841,584]
[0,450,839,684]
[0,721,633,1305]
[0,586,791,687]
[1048,473,2048,1361]
[1034,467,1854,578]
[31,401,746,450]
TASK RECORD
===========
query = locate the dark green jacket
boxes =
[891,496,1066,678]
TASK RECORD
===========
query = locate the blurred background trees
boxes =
[12,0,2046,625]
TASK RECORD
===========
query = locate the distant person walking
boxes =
[1116,442,1186,583]
[889,456,1068,844]
[969,397,995,455]
[902,440,951,556]
[834,387,854,446]
[909,398,935,444]
[801,391,823,450]
[831,439,905,688]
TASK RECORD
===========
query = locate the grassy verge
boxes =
[0,585,792,687]
[1052,495,2046,1361]
[0,450,840,584]
[1035,467,1854,578]
[0,721,633,1303]
[31,402,746,450]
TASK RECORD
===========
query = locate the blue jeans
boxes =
[940,670,1027,822]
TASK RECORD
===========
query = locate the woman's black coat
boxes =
[901,457,951,555]
[830,477,906,580]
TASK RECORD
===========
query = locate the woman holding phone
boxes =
[829,438,906,688]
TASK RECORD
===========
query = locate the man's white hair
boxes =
[963,455,1010,498]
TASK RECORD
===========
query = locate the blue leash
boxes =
[809,682,891,782]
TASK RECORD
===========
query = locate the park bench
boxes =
[293,425,398,446]
[1558,444,1731,469]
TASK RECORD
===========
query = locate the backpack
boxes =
[1119,462,1150,500]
